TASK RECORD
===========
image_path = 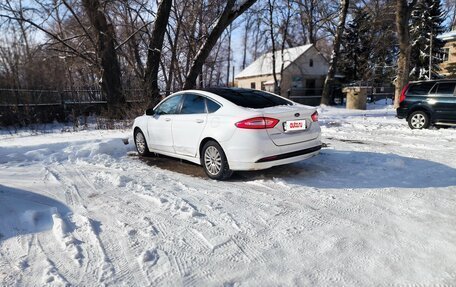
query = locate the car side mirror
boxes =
[145,108,155,116]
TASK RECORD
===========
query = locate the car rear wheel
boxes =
[408,111,430,129]
[134,129,151,156]
[201,141,232,180]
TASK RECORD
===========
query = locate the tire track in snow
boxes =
[44,165,122,285]
[45,166,86,211]
[72,166,173,285]
[34,236,72,286]
[114,220,153,287]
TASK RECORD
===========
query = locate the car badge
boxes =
[294,113,300,117]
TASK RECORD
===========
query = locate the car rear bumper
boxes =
[396,107,408,119]
[224,131,322,171]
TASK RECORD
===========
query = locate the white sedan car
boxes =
[133,88,321,180]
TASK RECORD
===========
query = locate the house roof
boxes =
[438,30,456,41]
[235,44,313,79]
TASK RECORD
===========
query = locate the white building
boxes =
[234,44,329,98]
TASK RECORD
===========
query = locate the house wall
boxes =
[281,47,328,97]
[439,40,456,75]
[235,46,329,98]
[236,74,277,91]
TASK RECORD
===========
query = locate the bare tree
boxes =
[241,13,254,70]
[321,0,349,105]
[267,0,280,94]
[81,0,125,116]
[183,0,258,89]
[394,0,418,108]
[144,0,172,104]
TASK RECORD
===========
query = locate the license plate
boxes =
[283,120,307,132]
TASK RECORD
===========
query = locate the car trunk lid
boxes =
[257,105,319,146]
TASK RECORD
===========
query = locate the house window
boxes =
[250,82,256,89]
[441,48,450,62]
[309,59,314,67]
[261,81,266,91]
[292,76,303,88]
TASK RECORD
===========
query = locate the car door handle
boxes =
[195,119,204,123]
[164,118,171,122]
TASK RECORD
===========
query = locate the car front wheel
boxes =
[408,111,430,129]
[201,141,233,180]
[134,129,151,156]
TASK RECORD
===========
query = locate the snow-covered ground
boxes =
[1,103,455,286]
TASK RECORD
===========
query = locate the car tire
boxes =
[408,111,430,129]
[134,129,151,156]
[201,141,233,180]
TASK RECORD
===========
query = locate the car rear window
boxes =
[205,88,292,109]
[407,82,435,96]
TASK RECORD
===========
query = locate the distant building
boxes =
[234,44,328,98]
[438,29,456,76]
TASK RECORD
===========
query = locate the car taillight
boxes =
[235,117,279,129]
[311,111,318,122]
[399,83,409,103]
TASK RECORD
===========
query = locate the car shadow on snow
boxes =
[139,150,456,189]
[0,185,73,241]
[236,149,456,189]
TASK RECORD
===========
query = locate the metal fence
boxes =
[288,88,323,106]
[288,85,394,106]
[0,88,150,126]
[0,88,148,106]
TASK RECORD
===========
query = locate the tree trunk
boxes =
[267,0,280,94]
[183,0,257,89]
[241,16,252,70]
[226,25,232,87]
[321,0,349,105]
[82,0,125,117]
[394,0,418,108]
[144,0,172,105]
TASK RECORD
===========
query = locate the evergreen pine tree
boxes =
[409,0,445,80]
[339,9,372,83]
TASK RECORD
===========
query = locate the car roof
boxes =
[169,87,293,110]
[410,79,456,84]
[168,89,237,108]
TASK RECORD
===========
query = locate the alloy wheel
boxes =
[204,146,222,176]
[411,113,426,129]
[135,132,146,154]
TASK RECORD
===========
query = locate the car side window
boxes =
[436,83,456,96]
[206,98,221,113]
[180,94,206,114]
[155,95,183,115]
[408,83,434,96]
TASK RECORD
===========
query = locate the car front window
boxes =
[155,95,183,115]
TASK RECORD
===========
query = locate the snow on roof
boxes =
[235,44,313,79]
[438,30,456,41]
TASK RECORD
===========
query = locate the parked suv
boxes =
[396,80,456,129]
